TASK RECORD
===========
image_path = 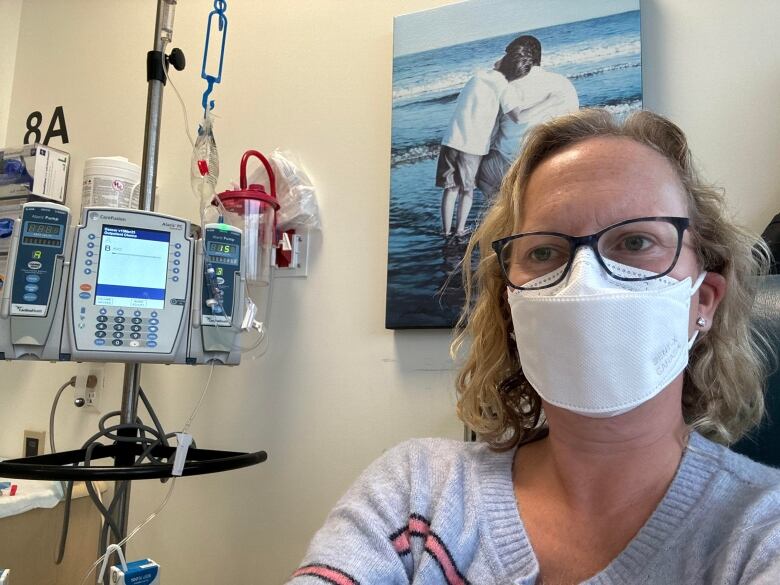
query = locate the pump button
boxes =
[114,316,126,323]
[25,274,40,283]
[94,339,106,346]
[23,293,38,302]
[95,331,107,338]
[146,341,158,348]
[25,284,39,293]
[96,323,107,331]
[27,261,42,270]
[88,234,96,240]
[97,315,108,322]
[112,339,123,347]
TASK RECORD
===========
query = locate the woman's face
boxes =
[518,135,720,336]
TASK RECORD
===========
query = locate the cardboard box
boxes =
[0,144,70,203]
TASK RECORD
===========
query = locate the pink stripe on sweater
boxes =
[425,535,465,585]
[291,565,357,585]
[408,516,430,535]
[392,529,411,553]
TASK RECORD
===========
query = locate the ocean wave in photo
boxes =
[542,39,640,70]
[393,39,640,105]
[568,61,640,80]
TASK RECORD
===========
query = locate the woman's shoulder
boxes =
[691,432,780,490]
[682,433,780,581]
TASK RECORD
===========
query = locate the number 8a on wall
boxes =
[24,105,70,145]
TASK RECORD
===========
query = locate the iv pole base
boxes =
[0,445,267,481]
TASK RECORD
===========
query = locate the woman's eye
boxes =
[529,247,555,262]
[621,235,651,251]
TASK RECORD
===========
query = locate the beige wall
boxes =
[0,0,22,145]
[0,0,778,582]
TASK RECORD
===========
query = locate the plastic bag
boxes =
[190,111,220,207]
[243,149,321,231]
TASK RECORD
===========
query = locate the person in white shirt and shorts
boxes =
[477,35,580,200]
[436,52,532,237]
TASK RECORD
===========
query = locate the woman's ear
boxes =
[695,272,727,332]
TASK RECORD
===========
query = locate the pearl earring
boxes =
[696,316,706,327]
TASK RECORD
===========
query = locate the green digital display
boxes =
[207,242,234,254]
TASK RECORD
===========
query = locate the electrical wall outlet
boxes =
[273,231,310,278]
[23,430,46,457]
[74,364,104,411]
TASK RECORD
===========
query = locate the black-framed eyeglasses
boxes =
[492,216,690,290]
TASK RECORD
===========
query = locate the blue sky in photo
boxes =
[394,0,639,56]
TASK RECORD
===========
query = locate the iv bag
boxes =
[191,112,219,204]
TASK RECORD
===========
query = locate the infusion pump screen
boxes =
[95,225,170,309]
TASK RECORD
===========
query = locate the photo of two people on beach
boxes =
[386,0,642,328]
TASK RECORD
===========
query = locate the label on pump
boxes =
[10,203,69,316]
[201,225,241,326]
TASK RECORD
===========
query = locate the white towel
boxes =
[0,457,64,519]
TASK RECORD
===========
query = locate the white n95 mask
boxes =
[507,249,706,417]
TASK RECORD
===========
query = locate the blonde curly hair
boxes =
[452,108,773,450]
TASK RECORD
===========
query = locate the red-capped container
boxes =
[216,150,280,286]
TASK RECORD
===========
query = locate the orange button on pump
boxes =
[80,284,92,291]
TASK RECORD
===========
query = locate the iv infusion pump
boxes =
[0,202,244,365]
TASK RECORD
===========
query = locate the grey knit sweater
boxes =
[288,432,780,584]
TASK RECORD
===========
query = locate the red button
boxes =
[80,284,92,291]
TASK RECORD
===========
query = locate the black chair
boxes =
[731,275,780,466]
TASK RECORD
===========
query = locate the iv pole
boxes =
[0,5,264,579]
[111,0,177,551]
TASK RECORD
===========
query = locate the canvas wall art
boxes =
[386,0,642,328]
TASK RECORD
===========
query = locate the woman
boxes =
[288,110,778,585]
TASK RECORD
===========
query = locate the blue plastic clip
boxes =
[201,0,228,114]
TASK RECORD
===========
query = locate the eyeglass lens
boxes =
[501,220,681,289]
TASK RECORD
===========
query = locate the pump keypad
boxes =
[92,311,161,347]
